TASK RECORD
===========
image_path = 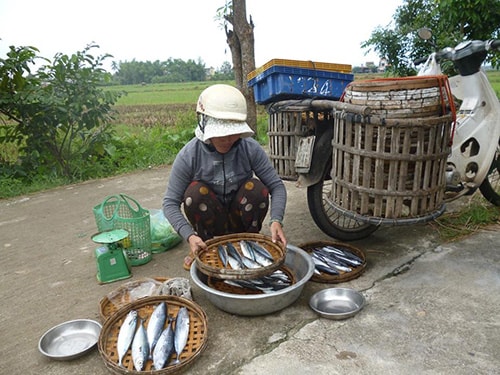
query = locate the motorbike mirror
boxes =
[417,27,433,40]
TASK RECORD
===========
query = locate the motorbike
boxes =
[270,32,500,241]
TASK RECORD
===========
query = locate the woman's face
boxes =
[210,134,241,154]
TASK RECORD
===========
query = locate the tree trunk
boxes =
[224,0,257,135]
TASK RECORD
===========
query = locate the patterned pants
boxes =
[183,178,269,241]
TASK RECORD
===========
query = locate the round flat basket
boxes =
[195,233,286,280]
[207,265,296,295]
[99,277,168,322]
[98,295,208,375]
[299,241,366,283]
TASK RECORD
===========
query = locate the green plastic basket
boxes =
[93,194,152,266]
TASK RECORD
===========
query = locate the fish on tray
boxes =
[173,307,190,364]
[114,303,192,370]
[146,301,167,357]
[310,245,364,276]
[223,269,293,293]
[131,319,149,371]
[217,240,275,269]
[152,318,175,370]
[116,309,138,367]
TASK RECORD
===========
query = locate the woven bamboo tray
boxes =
[207,265,296,295]
[99,277,168,322]
[98,295,208,375]
[299,241,366,283]
[195,233,286,280]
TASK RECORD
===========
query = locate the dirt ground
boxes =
[1,165,499,375]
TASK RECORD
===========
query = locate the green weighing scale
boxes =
[91,229,132,284]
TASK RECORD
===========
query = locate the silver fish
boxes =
[252,251,272,266]
[147,302,167,357]
[152,318,175,370]
[223,269,292,293]
[116,310,138,367]
[239,240,255,261]
[315,249,357,269]
[217,244,228,267]
[312,256,341,275]
[241,255,263,269]
[248,241,273,260]
[131,319,149,371]
[173,307,190,364]
[226,242,243,267]
[322,246,364,264]
[226,254,242,270]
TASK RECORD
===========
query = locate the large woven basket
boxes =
[330,110,452,224]
[98,295,208,375]
[195,233,286,280]
[299,241,366,283]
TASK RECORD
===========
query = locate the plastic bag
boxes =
[418,53,442,76]
[149,209,182,252]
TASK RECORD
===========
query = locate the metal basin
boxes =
[190,244,315,316]
[309,287,366,320]
[38,319,102,360]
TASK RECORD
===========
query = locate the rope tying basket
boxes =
[93,194,152,266]
[342,75,456,119]
[330,111,453,224]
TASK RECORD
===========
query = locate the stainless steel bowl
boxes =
[38,319,102,360]
[190,244,315,316]
[309,287,366,320]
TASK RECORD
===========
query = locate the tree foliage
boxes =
[0,44,122,179]
[112,58,211,85]
[362,0,500,76]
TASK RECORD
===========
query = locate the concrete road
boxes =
[1,166,498,374]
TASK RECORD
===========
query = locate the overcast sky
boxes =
[0,0,402,71]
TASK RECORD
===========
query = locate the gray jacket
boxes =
[162,137,287,241]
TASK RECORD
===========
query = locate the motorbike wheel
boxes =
[306,161,379,241]
[479,145,500,206]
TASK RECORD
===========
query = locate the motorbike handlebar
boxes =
[414,39,500,66]
[488,39,500,50]
[413,56,429,65]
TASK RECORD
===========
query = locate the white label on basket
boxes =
[110,257,117,266]
[295,136,315,171]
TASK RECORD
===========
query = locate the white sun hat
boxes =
[195,84,254,143]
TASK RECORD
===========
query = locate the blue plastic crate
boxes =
[248,65,354,104]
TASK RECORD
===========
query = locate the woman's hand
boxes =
[270,221,287,248]
[187,234,207,257]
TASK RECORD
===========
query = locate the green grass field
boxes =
[111,80,235,106]
[110,71,500,108]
